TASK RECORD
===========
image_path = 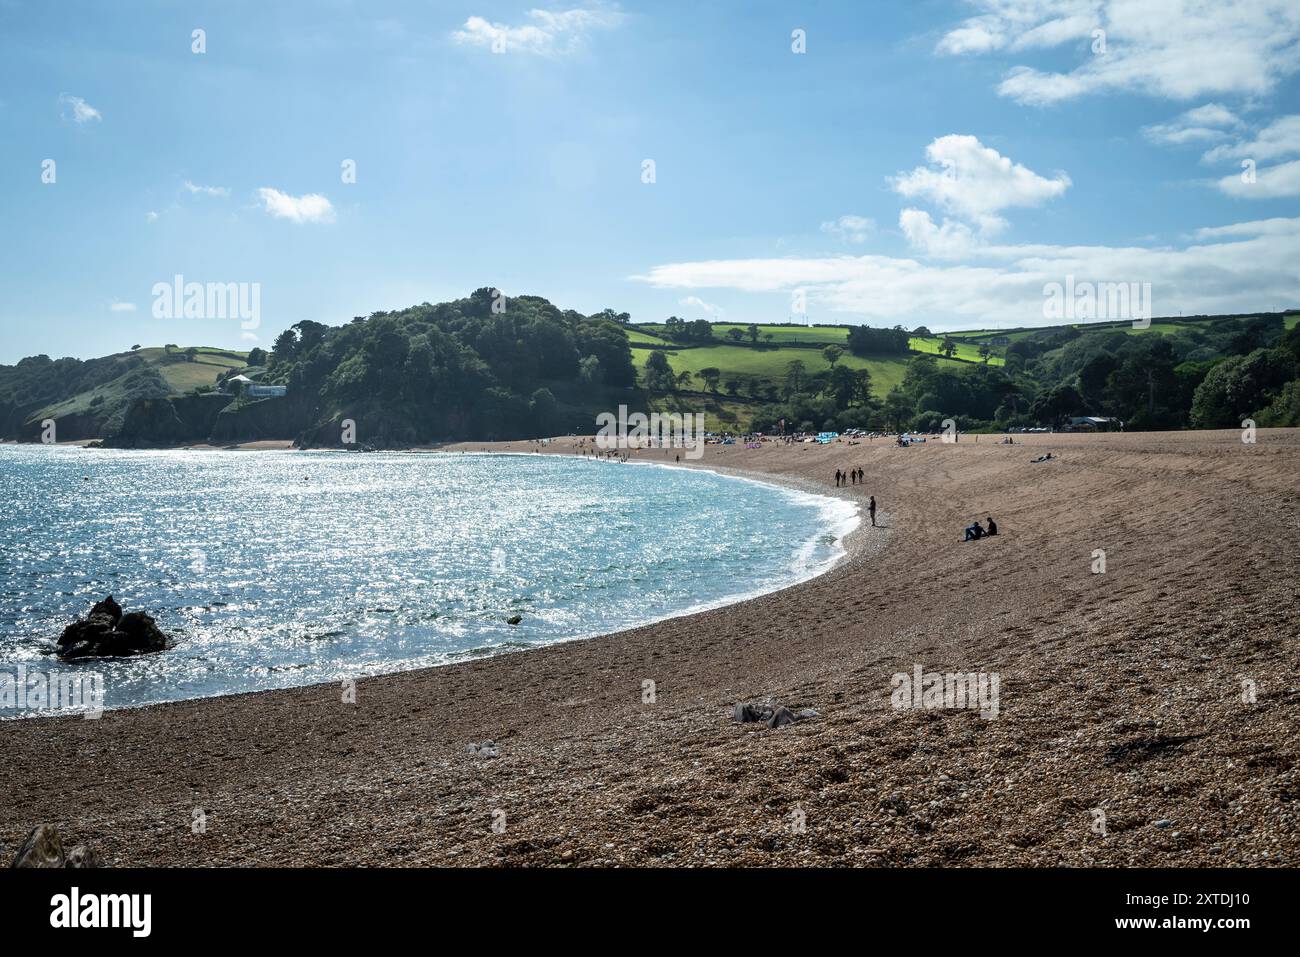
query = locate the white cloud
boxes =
[240,331,260,342]
[820,215,876,243]
[939,1,1300,106]
[890,135,1070,245]
[634,217,1300,329]
[1142,103,1242,146]
[1193,216,1300,239]
[1217,159,1300,198]
[183,180,230,198]
[898,209,978,259]
[1202,114,1300,163]
[936,0,1101,55]
[678,295,723,318]
[256,187,336,224]
[109,301,136,312]
[146,211,159,223]
[58,93,101,124]
[452,6,623,56]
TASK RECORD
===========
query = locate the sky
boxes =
[2,0,1299,363]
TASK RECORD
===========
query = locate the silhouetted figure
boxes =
[868,496,876,527]
[986,516,997,536]
[964,521,985,541]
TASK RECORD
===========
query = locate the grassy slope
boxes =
[633,322,1003,366]
[35,346,248,420]
[631,340,969,399]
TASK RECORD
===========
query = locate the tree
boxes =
[185,347,198,363]
[675,370,694,390]
[724,376,742,395]
[978,344,992,364]
[642,350,676,391]
[698,367,722,392]
[822,344,844,369]
[1030,383,1084,426]
[726,328,746,343]
[882,389,913,431]
[847,326,910,356]
[784,359,807,396]
[1190,347,1297,428]
[940,338,958,359]
[747,324,760,344]
[578,354,603,385]
[246,347,268,367]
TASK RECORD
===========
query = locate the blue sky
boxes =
[2,0,1299,363]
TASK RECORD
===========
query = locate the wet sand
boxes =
[2,430,1297,866]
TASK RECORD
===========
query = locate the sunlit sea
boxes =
[0,447,856,716]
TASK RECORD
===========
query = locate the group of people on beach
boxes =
[835,467,864,487]
[831,469,878,527]
[964,517,998,541]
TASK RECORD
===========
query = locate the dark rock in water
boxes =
[57,597,168,660]
[89,595,122,626]
[506,615,523,625]
[9,824,96,869]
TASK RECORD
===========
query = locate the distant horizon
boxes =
[7,303,1299,367]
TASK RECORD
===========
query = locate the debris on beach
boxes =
[9,824,98,869]
[467,741,499,758]
[56,595,169,661]
[506,615,523,625]
[732,702,819,729]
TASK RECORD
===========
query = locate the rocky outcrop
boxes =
[57,596,168,660]
[102,393,231,448]
[9,824,98,868]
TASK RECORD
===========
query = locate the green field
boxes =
[639,322,852,345]
[35,346,249,422]
[633,322,1004,366]
[630,340,970,400]
[143,347,249,391]
[907,336,1004,365]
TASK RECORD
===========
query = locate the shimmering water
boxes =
[0,446,856,717]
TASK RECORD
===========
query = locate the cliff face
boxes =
[210,395,311,444]
[102,393,233,447]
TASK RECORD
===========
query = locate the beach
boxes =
[1,429,1297,866]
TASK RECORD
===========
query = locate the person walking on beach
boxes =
[835,469,842,487]
[868,495,876,526]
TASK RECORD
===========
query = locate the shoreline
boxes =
[2,430,1297,866]
[1,447,868,721]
